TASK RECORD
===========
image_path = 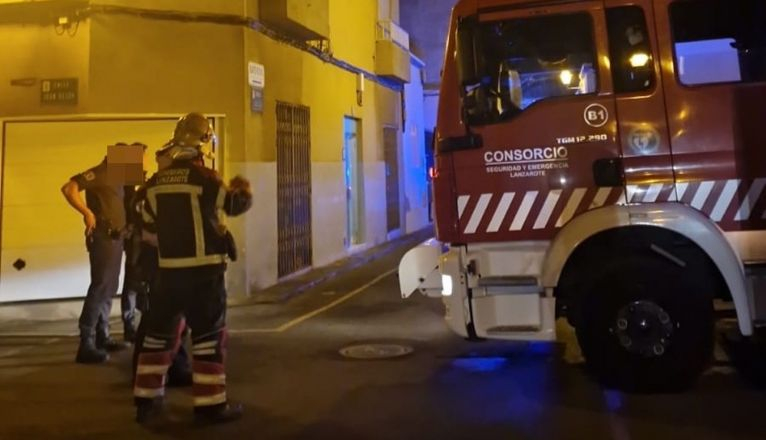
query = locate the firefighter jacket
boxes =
[140,160,252,270]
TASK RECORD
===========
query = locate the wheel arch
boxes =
[541,203,751,335]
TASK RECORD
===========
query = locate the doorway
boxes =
[383,126,401,233]
[343,117,364,247]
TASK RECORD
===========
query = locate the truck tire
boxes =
[575,253,714,392]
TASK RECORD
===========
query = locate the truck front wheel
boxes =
[575,254,715,392]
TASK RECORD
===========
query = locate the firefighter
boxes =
[61,147,133,364]
[133,113,252,425]
[128,144,192,387]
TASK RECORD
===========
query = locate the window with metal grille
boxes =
[276,102,312,278]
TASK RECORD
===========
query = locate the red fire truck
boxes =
[399,0,766,391]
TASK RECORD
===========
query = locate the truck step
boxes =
[745,261,766,276]
[486,325,540,333]
[478,276,538,287]
[745,262,766,322]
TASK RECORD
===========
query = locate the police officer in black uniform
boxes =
[133,113,252,425]
[62,149,132,364]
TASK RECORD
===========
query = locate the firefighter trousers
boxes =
[133,270,229,410]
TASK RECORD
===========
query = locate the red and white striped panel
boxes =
[457,179,766,235]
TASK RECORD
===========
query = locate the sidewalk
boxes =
[0,227,433,337]
[238,227,433,305]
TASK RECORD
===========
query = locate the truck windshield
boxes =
[459,12,597,125]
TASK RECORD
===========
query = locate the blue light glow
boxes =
[603,389,625,412]
[525,342,556,356]
[450,357,508,373]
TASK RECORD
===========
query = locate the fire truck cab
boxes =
[400,0,766,390]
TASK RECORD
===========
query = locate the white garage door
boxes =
[0,118,181,303]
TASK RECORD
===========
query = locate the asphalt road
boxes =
[1,247,766,440]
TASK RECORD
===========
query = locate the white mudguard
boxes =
[398,239,444,298]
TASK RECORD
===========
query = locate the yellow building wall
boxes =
[1,0,405,298]
[87,13,246,161]
[241,0,401,287]
[0,21,91,117]
[330,0,377,73]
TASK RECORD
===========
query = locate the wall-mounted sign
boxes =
[11,78,36,87]
[41,78,78,105]
[248,62,265,88]
[251,87,264,113]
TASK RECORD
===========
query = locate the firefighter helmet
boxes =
[172,112,213,148]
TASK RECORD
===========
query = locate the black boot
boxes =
[123,324,136,344]
[135,397,163,424]
[193,402,244,425]
[97,333,131,352]
[75,336,109,364]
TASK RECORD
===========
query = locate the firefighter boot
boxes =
[193,402,244,425]
[135,397,163,425]
[123,323,136,344]
[75,336,109,364]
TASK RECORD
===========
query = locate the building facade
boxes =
[0,0,431,304]
[400,0,454,131]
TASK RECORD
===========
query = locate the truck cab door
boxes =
[446,1,624,245]
[604,0,675,203]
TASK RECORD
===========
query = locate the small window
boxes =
[459,12,597,125]
[670,0,766,86]
[606,6,655,93]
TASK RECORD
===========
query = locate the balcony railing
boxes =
[376,20,409,50]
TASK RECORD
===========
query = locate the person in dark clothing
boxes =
[62,151,133,364]
[133,113,252,425]
[129,146,192,386]
[121,184,142,343]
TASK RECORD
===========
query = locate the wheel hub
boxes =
[611,301,675,358]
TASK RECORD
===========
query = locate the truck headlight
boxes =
[442,274,453,297]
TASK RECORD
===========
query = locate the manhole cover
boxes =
[339,344,414,360]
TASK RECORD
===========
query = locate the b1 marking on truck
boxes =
[584,103,609,127]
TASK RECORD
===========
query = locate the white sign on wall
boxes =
[248,62,265,88]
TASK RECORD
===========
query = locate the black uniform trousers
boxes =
[143,269,226,346]
[134,267,229,409]
[79,228,123,340]
[130,243,191,382]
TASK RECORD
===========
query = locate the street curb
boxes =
[234,227,434,306]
